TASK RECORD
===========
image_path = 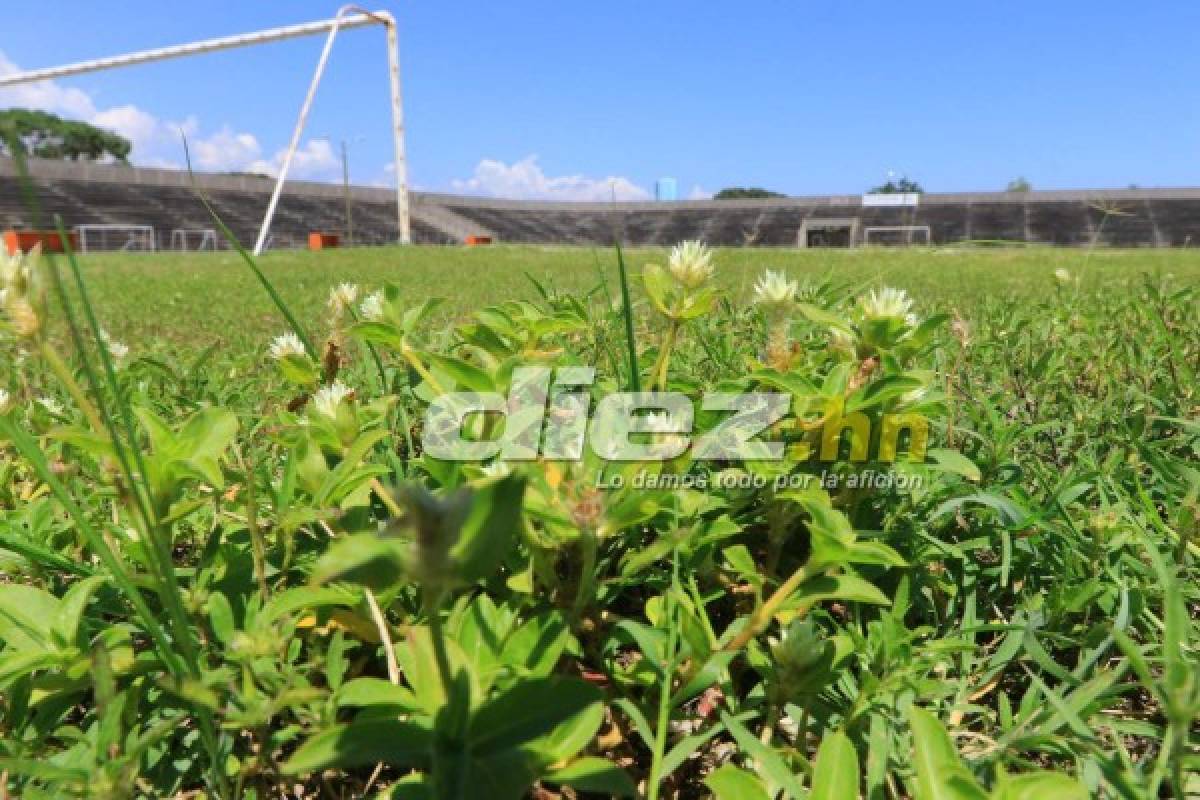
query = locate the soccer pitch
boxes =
[76,244,1200,349]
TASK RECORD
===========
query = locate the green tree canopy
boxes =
[868,177,923,194]
[0,109,131,163]
[1006,176,1032,192]
[714,187,786,199]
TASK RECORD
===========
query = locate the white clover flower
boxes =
[37,395,64,415]
[858,287,914,321]
[752,269,798,310]
[1054,268,1071,285]
[269,332,306,361]
[666,240,715,289]
[98,329,130,364]
[359,290,386,322]
[0,388,11,415]
[328,283,359,316]
[480,461,512,478]
[1,249,43,339]
[0,249,24,289]
[311,381,353,419]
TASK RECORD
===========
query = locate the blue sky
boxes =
[2,1,1198,199]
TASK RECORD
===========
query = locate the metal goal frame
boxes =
[0,5,410,253]
[74,224,157,253]
[863,225,932,246]
[169,228,219,251]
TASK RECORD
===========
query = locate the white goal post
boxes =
[75,224,156,253]
[170,229,218,251]
[863,225,932,246]
[0,5,410,253]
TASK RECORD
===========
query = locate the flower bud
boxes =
[666,240,715,289]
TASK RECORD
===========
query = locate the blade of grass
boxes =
[612,238,641,392]
[180,135,319,361]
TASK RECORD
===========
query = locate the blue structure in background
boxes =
[655,177,678,202]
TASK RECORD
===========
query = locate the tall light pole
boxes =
[341,139,353,246]
[317,134,361,247]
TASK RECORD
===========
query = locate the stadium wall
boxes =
[3,156,1200,248]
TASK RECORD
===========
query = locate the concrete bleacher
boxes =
[3,156,1200,249]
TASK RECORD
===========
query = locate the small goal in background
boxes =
[169,229,219,251]
[73,224,157,253]
[863,225,932,246]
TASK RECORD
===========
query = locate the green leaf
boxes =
[424,353,497,393]
[544,757,636,797]
[721,712,806,798]
[705,764,772,800]
[338,677,421,712]
[206,591,236,645]
[908,707,986,800]
[797,302,854,334]
[451,474,527,585]
[783,573,892,611]
[0,583,59,652]
[283,718,432,774]
[642,263,674,317]
[927,448,982,482]
[991,771,1088,800]
[846,374,923,412]
[350,320,405,350]
[811,730,859,800]
[310,533,407,590]
[499,610,570,677]
[51,574,105,649]
[277,353,320,386]
[398,625,476,715]
[467,676,602,758]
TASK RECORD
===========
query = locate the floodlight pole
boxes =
[0,6,412,251]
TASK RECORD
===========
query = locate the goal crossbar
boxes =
[863,225,932,245]
[74,224,156,253]
[0,5,410,251]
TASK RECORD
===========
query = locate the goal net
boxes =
[169,229,218,251]
[74,224,157,253]
[863,225,932,246]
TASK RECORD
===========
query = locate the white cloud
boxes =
[451,155,650,201]
[0,50,337,180]
[687,184,712,200]
[246,137,340,180]
[191,126,263,172]
[0,52,95,119]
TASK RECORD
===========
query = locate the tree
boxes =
[714,187,786,199]
[0,109,131,163]
[1006,176,1032,192]
[868,177,923,194]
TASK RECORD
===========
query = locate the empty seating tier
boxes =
[3,157,1199,248]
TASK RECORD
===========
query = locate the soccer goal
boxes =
[75,224,157,253]
[863,225,932,246]
[170,229,219,251]
[0,7,410,253]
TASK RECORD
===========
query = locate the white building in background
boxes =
[655,177,678,202]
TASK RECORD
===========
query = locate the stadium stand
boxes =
[3,156,1200,249]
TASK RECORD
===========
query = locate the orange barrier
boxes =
[3,230,79,256]
[308,232,341,250]
[464,235,492,246]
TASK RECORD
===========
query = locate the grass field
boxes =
[78,245,1200,350]
[1,242,1198,799]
